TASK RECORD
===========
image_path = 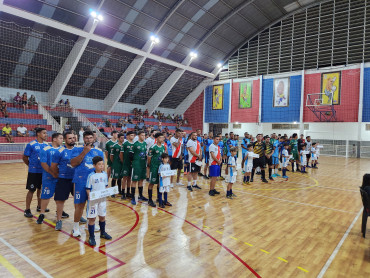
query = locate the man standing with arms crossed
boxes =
[251,134,268,183]
[70,131,104,237]
[208,135,221,196]
[187,132,202,191]
[170,129,184,186]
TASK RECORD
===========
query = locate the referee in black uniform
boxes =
[251,134,268,183]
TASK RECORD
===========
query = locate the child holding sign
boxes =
[300,144,308,173]
[86,156,112,246]
[282,143,290,179]
[158,153,173,208]
[242,144,256,185]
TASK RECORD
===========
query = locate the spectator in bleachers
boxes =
[17,123,29,137]
[2,123,14,143]
[122,124,127,132]
[105,118,111,127]
[14,92,21,106]
[164,126,169,133]
[134,123,139,132]
[117,117,124,128]
[64,121,71,131]
[65,99,70,108]
[92,131,100,148]
[21,92,28,113]
[144,109,149,117]
[158,121,162,131]
[33,124,41,133]
[0,100,8,118]
[28,95,37,106]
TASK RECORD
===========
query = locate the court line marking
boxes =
[277,257,288,263]
[316,208,363,278]
[0,253,25,278]
[0,237,51,278]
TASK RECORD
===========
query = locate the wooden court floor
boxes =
[0,156,369,278]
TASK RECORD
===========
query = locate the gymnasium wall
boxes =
[184,91,204,132]
[231,79,260,123]
[362,68,370,122]
[204,83,230,123]
[261,75,302,123]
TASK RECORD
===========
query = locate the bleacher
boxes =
[79,109,192,132]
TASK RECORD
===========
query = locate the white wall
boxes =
[0,87,177,115]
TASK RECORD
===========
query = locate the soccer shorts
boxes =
[74,183,88,204]
[111,163,123,179]
[131,164,146,181]
[282,160,289,168]
[122,163,132,177]
[26,172,42,192]
[41,179,57,199]
[272,156,279,165]
[292,151,299,160]
[253,157,266,169]
[149,166,160,184]
[306,154,311,161]
[54,178,74,201]
[266,156,273,166]
[86,199,106,218]
[107,159,112,168]
[190,163,201,173]
[209,165,220,177]
[159,185,170,193]
[204,152,210,164]
[171,158,183,170]
[226,174,237,183]
[311,154,317,160]
[244,164,253,173]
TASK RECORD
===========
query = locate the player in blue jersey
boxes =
[217,133,225,180]
[51,131,76,230]
[196,129,204,176]
[226,132,237,157]
[23,128,49,218]
[271,134,281,177]
[241,132,250,160]
[36,133,63,224]
[203,132,213,179]
[183,131,190,175]
[70,130,104,237]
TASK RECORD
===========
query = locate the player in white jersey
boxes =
[300,144,308,173]
[158,153,172,208]
[226,147,238,199]
[281,143,290,179]
[311,142,318,168]
[208,135,222,196]
[305,136,312,167]
[170,129,184,186]
[85,156,112,246]
[242,144,255,185]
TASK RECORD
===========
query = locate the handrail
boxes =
[38,103,63,133]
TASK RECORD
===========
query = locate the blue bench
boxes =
[0,118,47,125]
[7,107,39,114]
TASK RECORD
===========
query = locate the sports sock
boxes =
[188,181,191,186]
[88,224,95,238]
[164,192,168,203]
[251,169,255,179]
[157,186,159,197]
[226,190,230,196]
[99,221,105,234]
[230,189,233,194]
[291,162,295,172]
[246,176,250,182]
[193,180,197,186]
[111,179,116,187]
[131,187,136,199]
[243,176,246,182]
[126,186,130,195]
[138,186,143,197]
[261,170,266,179]
[268,168,272,177]
[148,189,153,201]
[158,193,163,204]
[73,222,79,231]
[283,168,286,176]
[117,179,122,193]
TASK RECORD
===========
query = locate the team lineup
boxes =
[21,128,321,246]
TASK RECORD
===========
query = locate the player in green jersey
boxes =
[289,133,300,172]
[147,132,165,207]
[130,131,148,205]
[120,131,135,199]
[105,131,118,182]
[109,133,124,196]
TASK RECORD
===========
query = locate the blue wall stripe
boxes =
[204,83,230,123]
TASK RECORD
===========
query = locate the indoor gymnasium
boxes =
[0,0,370,277]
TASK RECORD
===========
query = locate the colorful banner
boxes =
[273,77,290,107]
[321,72,341,105]
[212,85,223,110]
[239,82,252,108]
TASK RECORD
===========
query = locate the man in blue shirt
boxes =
[51,131,77,230]
[203,132,213,179]
[196,129,204,176]
[241,132,250,159]
[227,132,237,157]
[23,128,49,218]
[271,134,281,178]
[70,130,104,237]
[36,133,63,224]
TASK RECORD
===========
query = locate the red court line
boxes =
[0,198,139,278]
[132,200,261,278]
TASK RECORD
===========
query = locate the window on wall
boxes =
[220,0,368,80]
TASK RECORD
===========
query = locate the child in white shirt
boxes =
[282,143,290,179]
[242,144,255,185]
[158,153,172,208]
[311,143,318,168]
[226,147,238,199]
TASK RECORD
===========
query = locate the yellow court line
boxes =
[203,225,209,229]
[216,230,223,234]
[0,254,24,278]
[34,216,55,227]
[230,236,238,241]
[297,266,309,273]
[260,249,270,254]
[191,221,198,224]
[277,257,288,263]
[244,242,253,246]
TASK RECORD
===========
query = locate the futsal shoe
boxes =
[72,228,81,237]
[187,185,193,191]
[306,165,311,168]
[55,220,62,231]
[231,193,237,197]
[176,182,184,186]
[198,173,204,177]
[213,189,221,195]
[275,173,281,177]
[204,175,209,179]
[138,196,148,201]
[226,195,233,199]
[159,202,165,208]
[261,179,268,183]
[269,177,274,181]
[131,199,137,205]
[62,211,69,218]
[148,200,156,207]
[95,226,100,232]
[170,183,174,188]
[36,214,45,224]
[192,184,202,189]
[165,201,172,206]
[37,206,49,213]
[79,217,87,224]
[88,237,96,246]
[209,190,215,196]
[100,232,112,240]
[250,178,254,182]
[121,194,127,200]
[24,209,33,218]
[219,176,225,180]
[282,175,289,179]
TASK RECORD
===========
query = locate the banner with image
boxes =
[321,72,341,105]
[212,85,223,110]
[239,82,252,108]
[273,77,290,107]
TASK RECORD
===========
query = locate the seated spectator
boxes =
[21,92,28,113]
[14,92,21,106]
[166,114,171,120]
[164,126,169,133]
[64,122,71,131]
[127,117,133,124]
[0,100,8,118]
[105,118,111,127]
[33,124,41,133]
[58,99,64,107]
[2,123,14,143]
[144,109,149,117]
[65,99,70,108]
[122,124,127,132]
[17,123,29,137]
[134,123,139,131]
[28,95,37,106]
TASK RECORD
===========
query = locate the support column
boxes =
[258,75,263,134]
[358,62,365,158]
[300,70,306,135]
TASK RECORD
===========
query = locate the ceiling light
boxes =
[150,35,160,44]
[190,51,198,58]
[90,11,97,18]
[97,14,103,21]
[217,62,223,68]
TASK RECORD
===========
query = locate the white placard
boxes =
[301,151,309,155]
[195,160,202,166]
[89,186,118,201]
[160,170,177,177]
[251,153,259,158]
[317,145,324,149]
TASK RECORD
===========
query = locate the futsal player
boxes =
[110,133,124,196]
[226,147,237,199]
[170,129,184,185]
[187,131,202,191]
[311,142,318,168]
[251,134,268,183]
[36,133,63,224]
[300,144,308,173]
[147,133,166,207]
[241,132,250,160]
[196,129,204,177]
[130,131,148,205]
[203,132,213,179]
[282,143,290,179]
[70,130,104,237]
[51,131,76,230]
[271,135,280,177]
[120,131,135,199]
[23,128,49,218]
[242,144,254,184]
[105,131,118,180]
[289,133,300,172]
[208,135,221,196]
[158,153,172,208]
[264,136,275,181]
[145,130,157,181]
[305,136,312,167]
[217,133,225,180]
